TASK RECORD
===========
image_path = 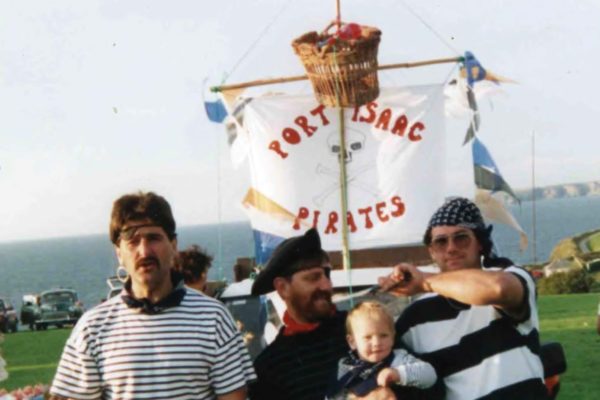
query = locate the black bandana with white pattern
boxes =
[427,197,486,231]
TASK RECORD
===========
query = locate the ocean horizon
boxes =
[1,196,600,312]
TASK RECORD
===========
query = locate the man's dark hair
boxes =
[109,191,177,244]
[177,245,213,285]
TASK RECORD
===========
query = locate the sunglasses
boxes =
[430,231,473,252]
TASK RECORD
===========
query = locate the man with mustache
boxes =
[248,228,438,400]
[248,228,346,400]
[50,191,256,400]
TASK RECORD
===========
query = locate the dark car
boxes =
[20,289,84,330]
[0,298,19,333]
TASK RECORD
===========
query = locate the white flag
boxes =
[241,85,447,251]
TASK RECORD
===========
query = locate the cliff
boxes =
[510,180,600,202]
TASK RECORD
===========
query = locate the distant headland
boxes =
[510,180,600,202]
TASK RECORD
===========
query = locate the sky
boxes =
[1,0,599,243]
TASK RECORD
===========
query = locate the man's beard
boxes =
[290,289,334,323]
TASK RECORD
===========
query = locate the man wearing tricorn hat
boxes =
[248,228,442,400]
[248,228,350,399]
[379,197,548,399]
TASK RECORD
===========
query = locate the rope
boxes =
[215,98,225,282]
[223,0,293,83]
[397,0,461,56]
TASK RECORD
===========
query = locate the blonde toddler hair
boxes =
[345,301,395,336]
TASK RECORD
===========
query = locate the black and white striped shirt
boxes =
[395,266,547,400]
[50,289,256,399]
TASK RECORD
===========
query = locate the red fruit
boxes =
[340,23,361,40]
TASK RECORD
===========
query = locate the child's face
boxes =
[347,314,394,363]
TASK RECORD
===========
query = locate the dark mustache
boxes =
[311,290,332,302]
[136,256,160,268]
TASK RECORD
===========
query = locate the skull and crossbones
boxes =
[313,129,378,206]
[327,128,365,163]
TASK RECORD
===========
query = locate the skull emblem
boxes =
[327,128,365,163]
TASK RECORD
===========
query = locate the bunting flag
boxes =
[204,98,228,123]
[472,137,519,202]
[461,51,516,87]
[237,85,447,253]
[475,189,528,251]
[203,87,247,125]
[463,86,480,145]
[458,51,515,145]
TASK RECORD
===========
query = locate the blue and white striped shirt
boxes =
[51,289,256,399]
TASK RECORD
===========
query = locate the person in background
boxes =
[327,301,437,399]
[233,263,252,282]
[379,197,547,400]
[178,244,213,293]
[49,191,255,400]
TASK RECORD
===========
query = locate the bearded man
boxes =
[248,228,347,399]
[248,228,443,400]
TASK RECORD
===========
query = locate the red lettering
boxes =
[312,210,321,228]
[375,202,389,222]
[358,207,374,229]
[391,115,408,136]
[310,105,330,126]
[295,116,317,137]
[351,106,361,122]
[346,211,357,233]
[359,102,377,123]
[282,127,301,144]
[390,196,406,217]
[375,108,392,131]
[293,207,310,230]
[268,140,288,159]
[325,212,339,234]
[408,122,424,141]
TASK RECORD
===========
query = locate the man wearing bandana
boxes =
[379,197,548,400]
[50,191,255,400]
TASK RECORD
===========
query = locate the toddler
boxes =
[328,301,437,399]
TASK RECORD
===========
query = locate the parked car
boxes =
[0,298,18,333]
[20,289,84,330]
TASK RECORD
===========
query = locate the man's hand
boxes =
[353,386,397,400]
[376,367,400,387]
[378,263,429,297]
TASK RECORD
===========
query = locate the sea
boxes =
[1,196,600,311]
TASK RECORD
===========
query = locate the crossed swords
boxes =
[313,163,379,206]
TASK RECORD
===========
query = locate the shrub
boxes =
[538,268,596,295]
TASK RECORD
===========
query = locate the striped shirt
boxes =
[395,266,547,400]
[50,289,256,400]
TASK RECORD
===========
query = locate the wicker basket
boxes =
[292,24,381,107]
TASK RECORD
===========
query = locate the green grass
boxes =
[538,293,600,400]
[586,231,600,252]
[1,294,600,398]
[1,329,70,391]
